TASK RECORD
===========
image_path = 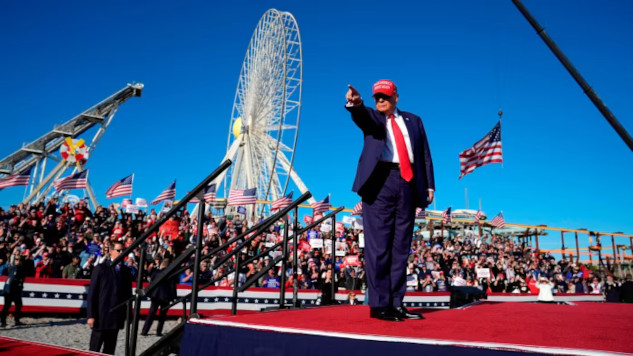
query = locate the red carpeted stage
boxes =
[181,302,633,355]
[0,336,100,356]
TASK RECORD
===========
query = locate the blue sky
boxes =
[1,1,632,250]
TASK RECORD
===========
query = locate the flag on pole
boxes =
[458,121,503,179]
[491,212,505,228]
[474,209,482,224]
[271,192,293,211]
[415,208,426,219]
[135,197,148,208]
[351,201,362,215]
[228,188,257,206]
[105,174,134,198]
[151,180,176,205]
[0,168,31,189]
[312,195,330,214]
[442,207,452,224]
[190,184,217,204]
[203,184,217,203]
[53,171,88,191]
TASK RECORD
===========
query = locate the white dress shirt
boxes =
[380,109,414,164]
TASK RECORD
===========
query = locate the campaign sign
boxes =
[125,204,139,214]
[343,255,361,267]
[310,238,323,249]
[237,206,246,215]
[307,230,318,240]
[476,268,491,279]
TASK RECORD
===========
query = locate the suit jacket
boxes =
[87,259,133,330]
[148,268,177,303]
[348,103,435,207]
[3,265,25,295]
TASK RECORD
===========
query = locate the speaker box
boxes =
[449,286,487,308]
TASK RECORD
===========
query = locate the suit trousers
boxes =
[1,292,23,323]
[362,166,416,309]
[142,299,169,335]
[89,329,119,355]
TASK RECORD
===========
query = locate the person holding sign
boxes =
[346,80,435,321]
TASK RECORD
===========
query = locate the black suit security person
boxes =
[1,256,25,327]
[87,241,133,354]
[141,258,177,336]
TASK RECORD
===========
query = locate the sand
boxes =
[0,316,180,355]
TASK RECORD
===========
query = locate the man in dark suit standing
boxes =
[346,80,435,321]
[141,258,177,337]
[87,241,133,354]
[1,256,25,327]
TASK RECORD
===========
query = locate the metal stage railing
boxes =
[108,159,231,356]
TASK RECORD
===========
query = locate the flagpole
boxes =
[498,109,503,169]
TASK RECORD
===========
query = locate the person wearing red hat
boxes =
[346,80,435,321]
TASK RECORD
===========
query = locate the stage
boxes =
[181,302,633,355]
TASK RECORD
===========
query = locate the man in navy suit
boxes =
[346,80,435,321]
[87,241,133,354]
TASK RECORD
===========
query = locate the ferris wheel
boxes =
[219,9,314,210]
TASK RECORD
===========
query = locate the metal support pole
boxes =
[330,214,336,301]
[231,250,242,315]
[575,232,580,264]
[279,215,290,309]
[612,235,617,270]
[125,299,131,356]
[535,230,540,251]
[129,243,146,356]
[560,231,565,257]
[190,197,206,316]
[292,207,299,308]
[512,0,633,151]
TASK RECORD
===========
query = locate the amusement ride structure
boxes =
[207,9,313,214]
[0,83,143,209]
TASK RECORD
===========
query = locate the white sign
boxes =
[310,238,323,249]
[342,216,354,224]
[125,204,139,214]
[335,241,346,256]
[321,224,332,233]
[476,268,491,279]
[358,233,365,249]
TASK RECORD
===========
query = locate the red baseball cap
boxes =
[372,79,397,96]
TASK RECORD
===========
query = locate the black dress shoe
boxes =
[370,307,403,322]
[394,306,424,320]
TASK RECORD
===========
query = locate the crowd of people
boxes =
[1,199,632,306]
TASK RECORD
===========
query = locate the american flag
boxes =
[0,168,31,190]
[53,171,88,191]
[459,121,503,179]
[442,207,452,224]
[491,212,505,228]
[415,208,426,219]
[151,180,176,205]
[105,174,134,198]
[271,192,293,211]
[474,209,482,224]
[228,188,257,206]
[312,195,330,214]
[189,184,217,204]
[351,201,362,215]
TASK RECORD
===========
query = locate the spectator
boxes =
[1,256,25,327]
[62,255,82,279]
[603,275,620,303]
[620,274,633,303]
[35,252,53,278]
[536,277,555,302]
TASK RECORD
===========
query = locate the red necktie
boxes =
[389,114,413,181]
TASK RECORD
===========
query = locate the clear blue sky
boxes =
[1,1,632,250]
